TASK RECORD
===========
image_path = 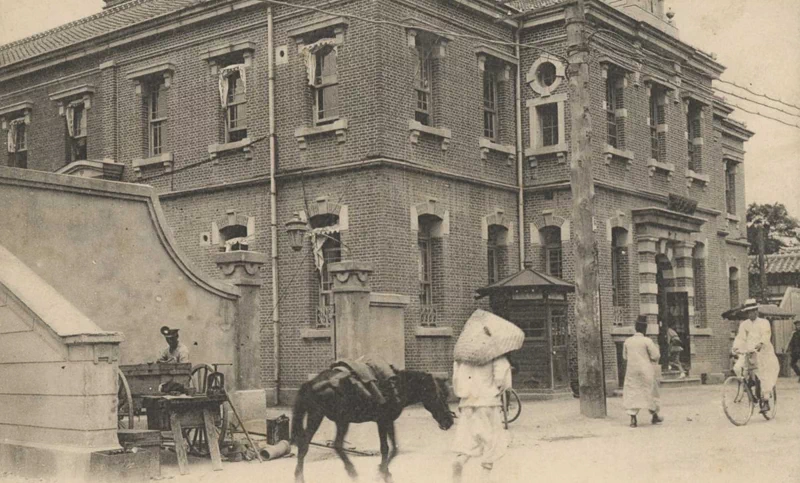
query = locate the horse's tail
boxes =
[291,382,311,445]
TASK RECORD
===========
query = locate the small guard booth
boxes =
[476,262,574,396]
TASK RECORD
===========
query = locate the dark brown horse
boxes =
[292,369,455,483]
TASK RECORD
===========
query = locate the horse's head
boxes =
[418,373,455,431]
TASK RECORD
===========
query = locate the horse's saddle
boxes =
[314,356,399,406]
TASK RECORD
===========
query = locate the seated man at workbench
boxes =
[156,326,190,363]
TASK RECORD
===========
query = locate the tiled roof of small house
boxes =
[749,252,800,275]
[0,0,207,69]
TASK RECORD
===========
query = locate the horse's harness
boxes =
[312,357,400,407]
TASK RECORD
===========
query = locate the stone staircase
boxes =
[660,370,702,388]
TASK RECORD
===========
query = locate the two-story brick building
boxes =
[0,0,753,402]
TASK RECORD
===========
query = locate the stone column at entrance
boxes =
[637,236,660,326]
[673,242,695,326]
[329,261,374,360]
[216,250,266,419]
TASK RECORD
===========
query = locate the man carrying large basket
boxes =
[451,309,524,483]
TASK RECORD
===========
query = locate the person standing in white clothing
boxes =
[451,354,512,483]
[732,299,780,413]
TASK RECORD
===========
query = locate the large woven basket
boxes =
[453,309,524,365]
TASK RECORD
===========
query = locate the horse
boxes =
[291,368,455,483]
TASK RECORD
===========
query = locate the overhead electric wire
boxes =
[717,78,800,112]
[721,102,800,130]
[715,87,800,120]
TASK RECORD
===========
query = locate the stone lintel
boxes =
[215,251,267,286]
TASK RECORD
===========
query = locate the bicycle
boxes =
[721,351,777,426]
[501,388,522,428]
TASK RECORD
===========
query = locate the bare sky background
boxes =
[1,0,798,217]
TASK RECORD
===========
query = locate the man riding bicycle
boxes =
[731,299,780,414]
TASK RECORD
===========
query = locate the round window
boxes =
[537,62,557,87]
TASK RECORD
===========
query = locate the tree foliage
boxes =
[746,202,800,255]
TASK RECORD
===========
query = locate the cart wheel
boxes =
[117,369,134,430]
[183,364,229,456]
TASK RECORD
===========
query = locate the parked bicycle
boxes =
[721,351,777,426]
[501,388,521,428]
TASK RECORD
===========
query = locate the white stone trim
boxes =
[295,119,348,149]
[208,137,253,161]
[479,138,515,165]
[526,94,567,164]
[409,120,451,151]
[132,152,173,178]
[526,55,565,96]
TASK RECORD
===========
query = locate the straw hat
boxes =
[453,309,524,365]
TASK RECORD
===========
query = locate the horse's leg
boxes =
[333,421,358,480]
[295,409,324,483]
[377,420,394,483]
[387,422,399,459]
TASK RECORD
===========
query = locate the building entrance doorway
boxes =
[656,254,691,372]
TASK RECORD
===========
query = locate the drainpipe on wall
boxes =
[267,5,281,405]
[515,26,526,270]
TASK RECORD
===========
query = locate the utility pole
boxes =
[757,222,768,304]
[566,0,606,418]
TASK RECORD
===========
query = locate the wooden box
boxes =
[118,429,163,448]
[119,363,192,396]
[89,449,160,482]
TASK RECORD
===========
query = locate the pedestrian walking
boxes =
[451,309,523,483]
[623,316,663,428]
[732,299,780,413]
[667,323,686,377]
[787,319,800,382]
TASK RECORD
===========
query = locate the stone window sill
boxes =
[686,169,710,189]
[603,145,634,169]
[524,143,567,167]
[479,138,515,165]
[300,328,332,340]
[408,120,451,151]
[132,152,173,178]
[295,118,348,150]
[726,213,741,223]
[690,327,713,337]
[414,326,453,338]
[647,158,675,179]
[208,138,253,161]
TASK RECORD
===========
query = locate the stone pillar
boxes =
[215,251,266,419]
[329,261,373,360]
[637,236,659,327]
[673,241,695,325]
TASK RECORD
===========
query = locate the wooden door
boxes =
[549,305,569,389]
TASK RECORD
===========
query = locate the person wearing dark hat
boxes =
[786,318,800,382]
[156,326,190,364]
[623,316,663,428]
[732,299,779,413]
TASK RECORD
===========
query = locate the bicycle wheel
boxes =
[761,386,777,420]
[721,376,753,426]
[504,389,522,424]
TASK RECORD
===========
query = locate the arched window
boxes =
[728,267,739,309]
[219,224,248,252]
[611,228,629,308]
[487,225,508,285]
[541,226,562,279]
[310,214,341,328]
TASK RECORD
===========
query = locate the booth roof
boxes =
[476,265,574,298]
[721,303,797,321]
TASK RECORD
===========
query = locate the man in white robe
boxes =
[623,317,663,428]
[732,299,780,413]
[451,355,511,483]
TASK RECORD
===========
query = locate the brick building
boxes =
[0,0,753,401]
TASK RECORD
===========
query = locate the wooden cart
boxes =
[117,363,229,456]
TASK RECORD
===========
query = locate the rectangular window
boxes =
[7,120,27,168]
[418,234,432,306]
[415,44,433,126]
[314,47,339,124]
[148,83,168,157]
[68,104,87,162]
[539,103,559,147]
[487,244,498,285]
[649,90,660,161]
[483,71,498,140]
[546,245,562,279]
[606,75,618,148]
[686,103,702,171]
[522,308,547,339]
[611,246,623,306]
[317,234,341,328]
[225,71,248,143]
[725,161,737,215]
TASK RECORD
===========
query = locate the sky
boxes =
[0,0,798,216]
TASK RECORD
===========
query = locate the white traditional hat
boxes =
[454,309,524,365]
[741,299,759,312]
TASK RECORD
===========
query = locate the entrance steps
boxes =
[660,371,702,388]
